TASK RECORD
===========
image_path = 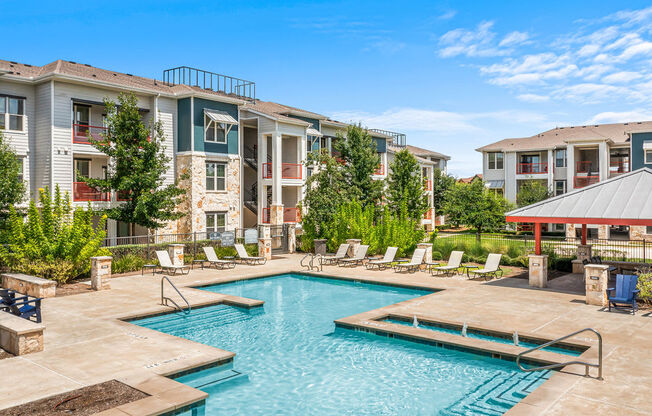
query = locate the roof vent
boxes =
[24,64,32,67]
[624,122,629,125]
[92,74,97,77]
[113,73,117,76]
[69,61,77,64]
[84,63,91,67]
[126,73,133,76]
[9,61,17,64]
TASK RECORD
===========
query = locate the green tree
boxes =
[0,131,26,223]
[334,124,383,209]
[432,168,455,214]
[516,180,552,208]
[386,148,429,219]
[442,180,513,241]
[82,93,186,234]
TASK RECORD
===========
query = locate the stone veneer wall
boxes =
[176,153,241,233]
[630,226,652,242]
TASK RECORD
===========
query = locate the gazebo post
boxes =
[534,222,541,255]
[581,223,587,245]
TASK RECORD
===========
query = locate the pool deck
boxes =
[1,254,651,415]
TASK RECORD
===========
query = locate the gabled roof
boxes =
[506,168,652,225]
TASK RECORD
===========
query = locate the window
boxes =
[646,150,652,165]
[555,149,566,167]
[204,115,227,143]
[206,162,226,191]
[17,157,24,182]
[74,159,90,180]
[647,226,652,234]
[554,223,565,232]
[555,180,566,196]
[206,212,226,233]
[0,96,25,131]
[488,152,503,169]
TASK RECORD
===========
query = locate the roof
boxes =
[242,100,324,126]
[0,59,245,102]
[505,168,652,225]
[477,121,652,153]
[403,144,450,160]
[458,174,483,183]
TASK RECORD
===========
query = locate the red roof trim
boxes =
[505,216,652,226]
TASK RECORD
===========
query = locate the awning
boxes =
[485,180,505,189]
[643,140,652,150]
[307,127,322,137]
[204,109,238,125]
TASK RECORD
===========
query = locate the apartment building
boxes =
[477,121,652,240]
[0,58,449,240]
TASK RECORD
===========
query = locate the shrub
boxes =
[112,254,146,274]
[432,250,442,261]
[638,273,652,302]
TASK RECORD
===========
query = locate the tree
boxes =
[0,131,25,222]
[82,93,185,234]
[442,180,513,241]
[432,168,455,214]
[386,148,429,220]
[516,180,552,208]
[334,124,383,209]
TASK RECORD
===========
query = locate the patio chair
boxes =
[321,243,350,265]
[202,246,236,269]
[235,244,267,265]
[432,251,464,276]
[155,250,190,275]
[607,274,639,314]
[0,289,42,323]
[468,253,504,281]
[338,245,370,267]
[394,249,426,273]
[592,256,617,274]
[365,247,398,270]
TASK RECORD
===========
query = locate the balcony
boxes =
[574,176,599,189]
[262,208,270,224]
[424,180,432,191]
[576,161,597,174]
[261,163,303,180]
[609,160,629,176]
[260,207,301,224]
[73,123,107,145]
[517,162,548,174]
[374,164,385,175]
[423,210,432,220]
[73,182,110,202]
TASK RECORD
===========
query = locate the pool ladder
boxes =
[160,276,191,314]
[516,328,602,380]
[300,253,323,272]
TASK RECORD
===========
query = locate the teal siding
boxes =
[192,98,239,155]
[177,98,191,152]
[371,137,387,153]
[631,132,652,170]
[290,116,320,130]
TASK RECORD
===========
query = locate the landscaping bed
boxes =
[0,380,148,416]
[0,347,13,360]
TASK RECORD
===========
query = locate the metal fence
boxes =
[436,233,651,263]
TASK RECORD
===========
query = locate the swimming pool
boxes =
[133,274,551,415]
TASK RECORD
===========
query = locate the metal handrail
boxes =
[160,276,191,314]
[300,253,323,271]
[516,328,602,380]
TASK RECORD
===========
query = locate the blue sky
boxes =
[6,1,652,176]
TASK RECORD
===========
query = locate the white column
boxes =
[258,132,266,223]
[598,141,608,182]
[271,131,283,205]
[566,144,575,191]
[547,149,554,189]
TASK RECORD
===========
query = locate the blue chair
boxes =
[607,274,639,315]
[0,289,42,323]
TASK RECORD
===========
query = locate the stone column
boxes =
[598,225,609,240]
[417,242,433,264]
[287,224,296,254]
[259,225,271,239]
[572,244,593,273]
[90,256,112,291]
[585,264,609,306]
[313,239,327,255]
[346,239,361,257]
[167,244,184,266]
[270,204,284,226]
[528,254,548,288]
[258,237,272,260]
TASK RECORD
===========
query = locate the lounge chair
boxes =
[0,289,42,323]
[321,243,350,265]
[235,244,267,265]
[394,249,426,273]
[338,245,370,267]
[432,251,464,276]
[468,253,504,280]
[202,246,236,269]
[365,247,398,270]
[155,250,190,275]
[592,256,617,274]
[607,274,639,314]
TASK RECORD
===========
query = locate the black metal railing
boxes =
[163,66,256,102]
[369,128,406,147]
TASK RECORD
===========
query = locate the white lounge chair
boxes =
[321,243,350,265]
[468,253,503,280]
[366,247,398,270]
[394,249,426,273]
[235,244,267,265]
[155,250,190,275]
[432,251,464,276]
[202,246,236,269]
[338,245,370,267]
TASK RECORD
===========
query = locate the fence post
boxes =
[644,239,647,264]
[146,229,150,261]
[193,232,197,257]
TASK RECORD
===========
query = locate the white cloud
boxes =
[517,93,550,103]
[499,31,530,47]
[602,71,642,83]
[438,21,512,58]
[438,10,456,20]
[585,110,652,124]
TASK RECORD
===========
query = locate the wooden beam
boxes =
[581,224,587,245]
[535,222,542,255]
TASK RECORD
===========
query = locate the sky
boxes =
[6,1,652,177]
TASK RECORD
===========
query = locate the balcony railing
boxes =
[576,161,596,174]
[574,176,599,189]
[261,163,303,179]
[73,123,107,145]
[374,164,385,175]
[609,160,629,175]
[284,207,301,223]
[163,66,256,102]
[517,162,548,174]
[262,208,270,224]
[423,210,432,220]
[73,182,110,202]
[424,180,432,191]
[262,163,272,179]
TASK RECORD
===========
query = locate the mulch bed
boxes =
[55,281,94,297]
[0,348,13,360]
[0,380,148,416]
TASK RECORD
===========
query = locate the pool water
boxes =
[133,274,551,415]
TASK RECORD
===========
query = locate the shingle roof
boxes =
[477,121,652,153]
[403,144,450,160]
[506,168,652,223]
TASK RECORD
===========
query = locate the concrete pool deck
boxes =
[0,254,650,415]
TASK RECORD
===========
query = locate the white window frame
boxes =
[74,158,91,180]
[204,114,228,144]
[645,150,652,165]
[0,96,26,132]
[488,152,504,170]
[555,149,566,168]
[206,212,227,233]
[205,161,226,191]
[554,180,566,196]
[17,157,24,183]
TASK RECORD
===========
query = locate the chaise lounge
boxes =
[321,244,350,265]
[155,250,191,275]
[365,247,398,270]
[338,245,370,267]
[202,246,236,269]
[235,244,267,265]
[394,249,426,273]
[431,251,464,276]
[468,253,503,280]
